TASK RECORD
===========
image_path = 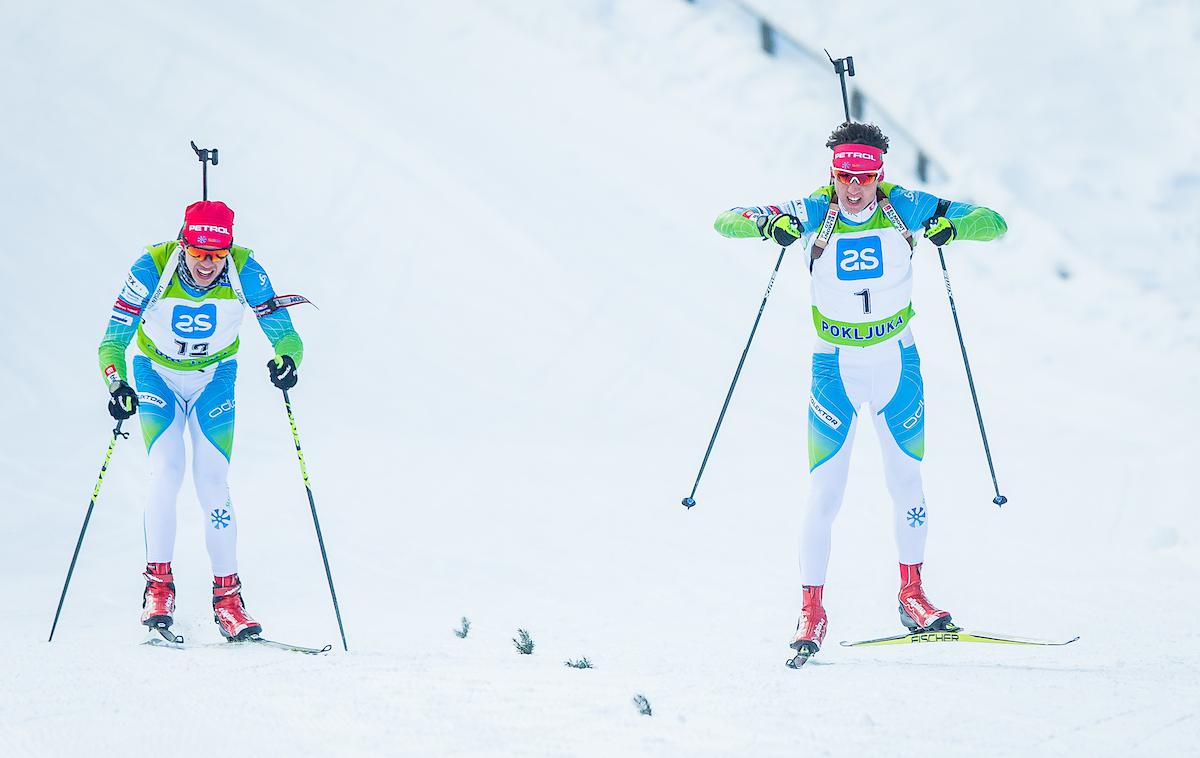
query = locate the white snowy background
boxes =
[1,1,1198,756]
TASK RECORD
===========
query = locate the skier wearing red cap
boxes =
[98,200,303,640]
[713,122,1007,660]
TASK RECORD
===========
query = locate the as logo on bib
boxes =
[172,303,217,338]
[836,236,883,281]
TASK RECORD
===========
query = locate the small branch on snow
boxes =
[632,694,652,716]
[454,617,471,639]
[564,657,593,669]
[512,628,535,654]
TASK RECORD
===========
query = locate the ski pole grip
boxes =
[190,140,218,165]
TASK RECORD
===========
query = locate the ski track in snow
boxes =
[1,1,1198,756]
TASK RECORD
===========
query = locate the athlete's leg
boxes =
[872,339,928,565]
[800,348,860,586]
[188,361,239,577]
[133,356,186,564]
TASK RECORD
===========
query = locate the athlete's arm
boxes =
[890,185,1007,242]
[97,252,159,386]
[713,196,829,239]
[240,256,304,366]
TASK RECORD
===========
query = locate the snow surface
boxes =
[1,1,1198,756]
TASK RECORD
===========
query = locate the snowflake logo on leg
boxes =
[906,506,926,528]
[210,508,231,529]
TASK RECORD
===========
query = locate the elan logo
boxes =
[836,235,883,281]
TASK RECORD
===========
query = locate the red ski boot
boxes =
[898,563,953,631]
[140,562,175,629]
[213,574,262,640]
[788,585,828,666]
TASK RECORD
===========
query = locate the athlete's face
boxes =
[184,245,229,287]
[832,171,879,214]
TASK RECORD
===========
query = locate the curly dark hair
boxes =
[825,122,889,153]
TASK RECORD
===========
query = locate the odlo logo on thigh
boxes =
[172,303,217,338]
[210,508,231,529]
[836,236,883,281]
[208,400,236,419]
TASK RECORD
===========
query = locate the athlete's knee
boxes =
[884,458,923,491]
[148,454,186,493]
[192,462,229,499]
[806,480,847,522]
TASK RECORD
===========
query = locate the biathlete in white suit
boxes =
[98,200,303,640]
[713,122,1007,657]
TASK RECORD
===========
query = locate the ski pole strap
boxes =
[808,196,841,272]
[144,248,182,313]
[253,294,315,318]
[933,198,952,221]
[876,187,916,251]
[225,256,248,307]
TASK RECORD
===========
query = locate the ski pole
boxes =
[824,50,856,123]
[280,388,349,650]
[681,246,788,509]
[190,141,218,200]
[49,421,129,641]
[936,246,1007,506]
[682,52,855,510]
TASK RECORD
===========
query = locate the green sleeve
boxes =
[950,206,1007,242]
[98,249,164,385]
[98,333,133,385]
[268,325,304,367]
[714,211,764,239]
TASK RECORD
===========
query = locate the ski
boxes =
[142,630,330,655]
[840,626,1079,648]
[234,634,332,655]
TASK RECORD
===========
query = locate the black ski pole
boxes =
[681,246,788,509]
[280,388,349,650]
[825,50,855,122]
[48,421,129,641]
[936,246,1007,506]
[190,140,218,200]
[682,52,858,510]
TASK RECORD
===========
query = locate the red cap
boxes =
[181,201,234,248]
[831,143,884,172]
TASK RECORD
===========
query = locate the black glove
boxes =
[268,355,298,390]
[108,380,139,420]
[758,213,803,247]
[923,215,957,246]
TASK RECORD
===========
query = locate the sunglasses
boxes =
[833,170,880,185]
[184,243,231,261]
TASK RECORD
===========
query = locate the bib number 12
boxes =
[174,339,210,358]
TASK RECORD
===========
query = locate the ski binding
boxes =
[143,623,185,648]
[785,640,819,669]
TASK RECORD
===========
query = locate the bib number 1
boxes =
[854,288,872,314]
